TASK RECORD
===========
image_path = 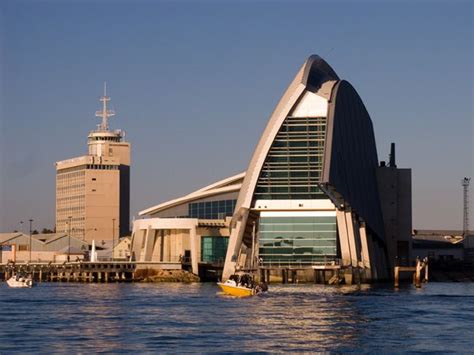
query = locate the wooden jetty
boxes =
[0,261,139,283]
[394,257,429,288]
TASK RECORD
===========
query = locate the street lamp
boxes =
[67,216,72,262]
[29,219,33,262]
[112,218,116,262]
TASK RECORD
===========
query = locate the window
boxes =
[259,215,337,265]
[201,236,228,263]
[18,244,29,251]
[188,200,237,219]
[254,116,327,200]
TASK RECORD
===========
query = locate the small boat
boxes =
[7,274,33,288]
[217,273,268,297]
[218,279,255,297]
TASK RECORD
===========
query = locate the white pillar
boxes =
[359,223,372,280]
[222,211,249,280]
[190,227,199,275]
[336,210,351,266]
[344,211,359,267]
[143,226,156,261]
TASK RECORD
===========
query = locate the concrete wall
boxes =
[325,80,385,242]
[376,167,412,268]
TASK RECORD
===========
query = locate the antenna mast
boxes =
[95,82,115,131]
[462,177,471,237]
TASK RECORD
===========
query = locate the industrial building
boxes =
[0,232,89,263]
[55,85,130,242]
[132,55,412,282]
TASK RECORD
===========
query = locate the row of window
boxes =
[255,116,327,200]
[57,183,85,192]
[57,166,87,174]
[89,136,121,141]
[188,200,237,220]
[57,206,85,212]
[57,195,85,203]
[86,164,118,170]
[201,236,228,263]
[57,170,85,180]
[259,216,337,265]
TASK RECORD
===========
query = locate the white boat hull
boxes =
[7,277,33,288]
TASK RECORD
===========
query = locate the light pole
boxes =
[29,219,33,262]
[67,216,72,262]
[112,218,116,262]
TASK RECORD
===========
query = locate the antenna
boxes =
[462,177,471,237]
[95,81,115,131]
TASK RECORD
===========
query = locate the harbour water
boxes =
[1,282,473,353]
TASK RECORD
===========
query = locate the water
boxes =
[0,282,473,353]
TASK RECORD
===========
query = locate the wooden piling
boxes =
[415,260,421,288]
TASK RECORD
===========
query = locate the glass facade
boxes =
[259,215,337,265]
[189,199,237,219]
[254,116,327,200]
[201,236,229,263]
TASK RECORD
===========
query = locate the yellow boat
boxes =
[217,280,255,297]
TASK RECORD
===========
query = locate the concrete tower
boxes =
[55,84,130,243]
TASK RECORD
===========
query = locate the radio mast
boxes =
[462,177,471,237]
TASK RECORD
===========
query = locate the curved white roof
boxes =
[139,172,245,216]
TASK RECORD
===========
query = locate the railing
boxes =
[259,257,341,269]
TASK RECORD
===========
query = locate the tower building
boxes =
[55,84,130,242]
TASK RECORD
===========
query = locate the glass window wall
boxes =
[189,199,237,219]
[259,215,337,266]
[254,116,326,200]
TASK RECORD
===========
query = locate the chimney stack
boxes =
[389,143,397,168]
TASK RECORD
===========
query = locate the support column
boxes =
[336,210,351,266]
[359,222,372,281]
[222,211,249,280]
[366,233,379,280]
[143,226,156,261]
[190,227,199,275]
[137,229,147,262]
[345,211,360,267]
[160,230,165,262]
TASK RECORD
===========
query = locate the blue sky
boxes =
[1,0,472,232]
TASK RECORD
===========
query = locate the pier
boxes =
[0,261,183,283]
[394,257,429,288]
[249,257,371,285]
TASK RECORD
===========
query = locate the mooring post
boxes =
[394,266,399,287]
[424,261,429,282]
[415,259,421,288]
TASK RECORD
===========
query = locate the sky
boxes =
[0,0,473,232]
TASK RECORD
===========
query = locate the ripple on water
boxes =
[0,282,473,352]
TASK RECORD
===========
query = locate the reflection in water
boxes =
[0,282,473,352]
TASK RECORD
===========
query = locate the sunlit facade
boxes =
[55,87,130,242]
[223,55,392,281]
